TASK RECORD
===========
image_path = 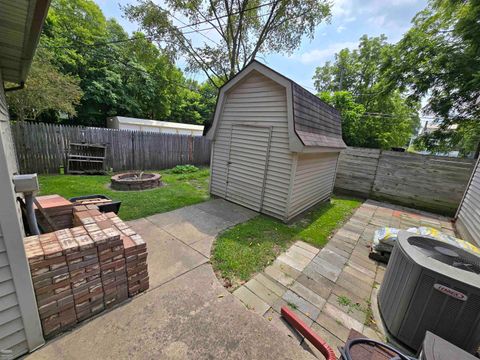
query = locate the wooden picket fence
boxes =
[11,122,211,174]
[334,147,476,215]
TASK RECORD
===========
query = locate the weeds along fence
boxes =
[334,147,476,216]
[11,122,211,174]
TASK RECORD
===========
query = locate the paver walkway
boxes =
[27,199,315,360]
[232,200,454,358]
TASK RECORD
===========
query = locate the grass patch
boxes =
[38,168,210,221]
[212,196,362,288]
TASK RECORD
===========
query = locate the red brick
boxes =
[74,234,94,250]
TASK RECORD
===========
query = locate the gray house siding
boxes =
[456,158,480,246]
[0,71,29,357]
[210,71,293,219]
[0,71,44,357]
[288,152,339,220]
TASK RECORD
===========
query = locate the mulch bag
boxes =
[372,226,480,256]
[372,227,401,253]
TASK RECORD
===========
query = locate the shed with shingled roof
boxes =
[206,60,346,221]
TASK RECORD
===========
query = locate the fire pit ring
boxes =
[111,172,162,191]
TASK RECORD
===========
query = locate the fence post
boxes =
[369,149,382,198]
[131,132,135,170]
[188,136,193,163]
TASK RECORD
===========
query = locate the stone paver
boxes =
[231,199,455,354]
[290,281,327,310]
[254,273,287,297]
[282,290,321,321]
[316,311,350,342]
[244,278,280,306]
[28,199,316,360]
[233,285,270,315]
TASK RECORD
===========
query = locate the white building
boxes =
[107,116,204,136]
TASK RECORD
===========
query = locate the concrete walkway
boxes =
[232,200,454,358]
[27,199,315,360]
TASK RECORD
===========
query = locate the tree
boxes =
[6,50,83,121]
[124,0,332,86]
[313,35,420,149]
[319,91,365,147]
[383,0,480,156]
[39,0,212,126]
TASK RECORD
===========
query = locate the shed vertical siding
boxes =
[0,71,30,357]
[210,71,293,219]
[288,152,338,220]
[456,158,480,245]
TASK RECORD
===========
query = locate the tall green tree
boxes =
[313,35,420,149]
[124,0,332,86]
[384,0,480,157]
[38,0,212,126]
[6,50,83,121]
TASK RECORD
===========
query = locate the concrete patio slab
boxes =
[195,199,258,224]
[189,236,215,258]
[29,265,313,360]
[128,218,208,288]
[28,200,317,360]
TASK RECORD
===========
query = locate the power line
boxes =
[41,2,276,50]
[175,1,275,30]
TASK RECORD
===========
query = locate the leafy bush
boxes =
[171,164,199,174]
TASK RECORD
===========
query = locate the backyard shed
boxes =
[206,61,346,222]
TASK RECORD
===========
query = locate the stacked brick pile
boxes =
[91,215,128,308]
[23,208,149,338]
[24,233,76,338]
[74,210,149,298]
[34,195,74,231]
[123,233,148,296]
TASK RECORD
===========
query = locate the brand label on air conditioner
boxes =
[434,284,468,301]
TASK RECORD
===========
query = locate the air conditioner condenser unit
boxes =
[378,231,480,354]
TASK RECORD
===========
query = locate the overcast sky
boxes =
[97,0,427,92]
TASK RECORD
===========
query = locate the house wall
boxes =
[287,152,339,220]
[0,72,44,356]
[456,158,480,246]
[210,71,294,219]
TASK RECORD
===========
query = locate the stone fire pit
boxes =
[111,172,162,191]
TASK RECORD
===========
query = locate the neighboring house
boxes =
[0,0,51,357]
[207,61,346,222]
[412,121,460,157]
[107,116,204,136]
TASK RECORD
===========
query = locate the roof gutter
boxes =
[18,0,51,83]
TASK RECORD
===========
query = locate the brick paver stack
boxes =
[23,202,149,339]
[24,233,76,338]
[35,195,74,231]
[93,215,128,308]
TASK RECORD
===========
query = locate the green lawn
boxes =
[212,196,362,288]
[38,168,210,221]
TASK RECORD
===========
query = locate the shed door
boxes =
[226,125,272,211]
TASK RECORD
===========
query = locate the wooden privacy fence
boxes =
[11,122,211,174]
[334,147,476,216]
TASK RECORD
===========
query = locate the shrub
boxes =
[171,164,199,174]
